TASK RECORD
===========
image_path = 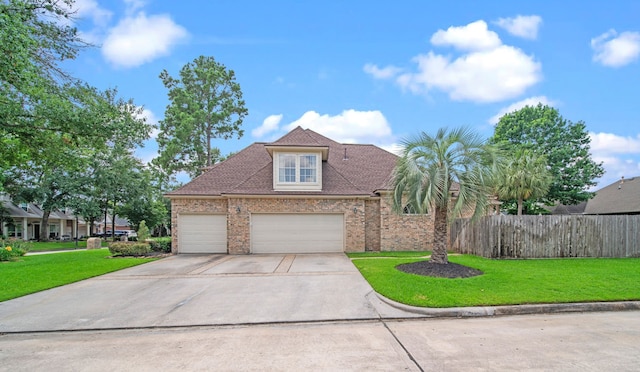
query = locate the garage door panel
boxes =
[252,214,344,254]
[178,214,227,253]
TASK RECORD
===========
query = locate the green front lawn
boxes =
[0,249,157,302]
[349,253,640,308]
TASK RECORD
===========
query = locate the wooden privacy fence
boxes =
[449,215,640,258]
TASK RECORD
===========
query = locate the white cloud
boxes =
[589,132,640,154]
[70,0,113,26]
[284,110,393,145]
[589,132,640,188]
[366,20,542,103]
[252,110,395,147]
[397,45,541,102]
[102,12,188,68]
[489,96,554,124]
[494,15,542,40]
[591,30,640,67]
[363,64,402,79]
[430,20,501,51]
[252,114,283,137]
[124,0,147,15]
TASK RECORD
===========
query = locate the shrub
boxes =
[137,220,150,241]
[108,242,151,257]
[0,239,29,262]
[149,237,171,253]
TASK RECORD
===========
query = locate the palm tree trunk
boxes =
[517,197,523,216]
[431,205,449,264]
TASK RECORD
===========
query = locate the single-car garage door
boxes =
[251,214,344,253]
[178,214,227,253]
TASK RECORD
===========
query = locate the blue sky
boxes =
[65,0,640,189]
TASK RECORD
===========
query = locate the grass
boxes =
[25,240,108,252]
[348,252,640,308]
[348,251,431,258]
[0,249,157,302]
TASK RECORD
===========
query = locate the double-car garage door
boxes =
[177,213,344,254]
[251,214,344,254]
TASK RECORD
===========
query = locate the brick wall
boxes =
[171,197,367,254]
[379,195,434,251]
[171,195,436,254]
[364,199,381,251]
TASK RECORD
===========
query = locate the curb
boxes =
[375,292,640,318]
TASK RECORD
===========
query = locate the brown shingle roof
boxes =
[268,126,325,146]
[166,127,399,197]
[584,176,640,214]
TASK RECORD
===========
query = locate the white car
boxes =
[125,230,138,238]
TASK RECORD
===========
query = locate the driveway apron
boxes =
[0,254,408,333]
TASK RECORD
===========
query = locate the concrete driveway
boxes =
[0,253,411,333]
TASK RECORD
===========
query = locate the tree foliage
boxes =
[392,127,500,264]
[491,104,604,205]
[1,0,151,173]
[157,55,248,178]
[494,149,552,215]
[0,0,157,240]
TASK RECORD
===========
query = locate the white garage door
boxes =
[251,214,344,254]
[178,214,227,253]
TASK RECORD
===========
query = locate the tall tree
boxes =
[157,55,248,178]
[491,104,604,205]
[1,1,152,182]
[392,127,500,264]
[494,149,552,215]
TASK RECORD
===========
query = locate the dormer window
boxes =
[274,152,322,191]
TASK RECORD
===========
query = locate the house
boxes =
[0,195,82,240]
[166,127,441,254]
[94,215,133,235]
[548,201,587,215]
[584,176,640,215]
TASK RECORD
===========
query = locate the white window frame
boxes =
[273,152,322,191]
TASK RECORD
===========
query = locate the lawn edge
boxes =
[375,291,640,318]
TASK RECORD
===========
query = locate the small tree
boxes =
[137,220,150,241]
[494,149,552,215]
[392,127,500,264]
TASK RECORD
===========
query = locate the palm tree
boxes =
[392,127,500,264]
[494,149,552,215]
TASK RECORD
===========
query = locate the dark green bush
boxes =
[149,237,171,253]
[109,242,151,257]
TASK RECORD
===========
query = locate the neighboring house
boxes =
[95,216,133,234]
[548,201,587,215]
[166,127,470,254]
[584,176,640,215]
[0,195,83,240]
[548,176,640,215]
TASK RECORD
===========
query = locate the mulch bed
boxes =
[396,260,483,278]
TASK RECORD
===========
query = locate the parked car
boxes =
[60,234,72,241]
